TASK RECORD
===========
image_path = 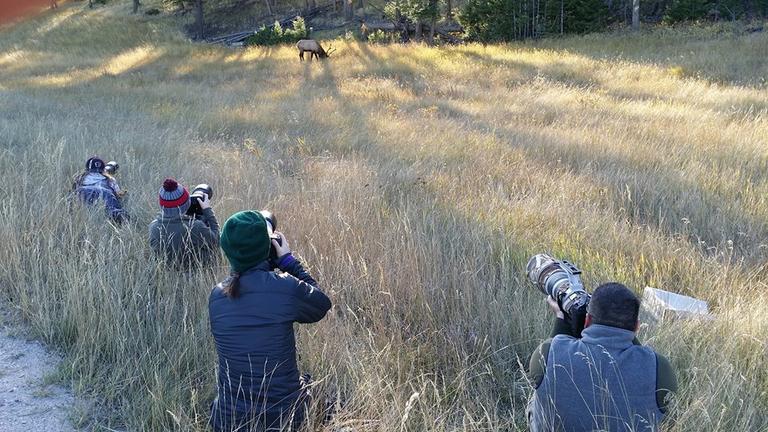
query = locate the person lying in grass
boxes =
[209,210,332,431]
[71,156,127,223]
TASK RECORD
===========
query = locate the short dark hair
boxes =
[587,282,640,331]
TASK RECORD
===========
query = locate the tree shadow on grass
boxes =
[367,79,768,263]
[530,28,768,88]
[324,45,768,263]
[210,40,768,267]
[288,56,768,430]
[369,43,768,118]
[276,55,535,428]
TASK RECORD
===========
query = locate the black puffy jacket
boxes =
[208,256,331,431]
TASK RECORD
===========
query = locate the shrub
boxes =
[245,17,308,46]
[245,23,282,46]
[284,17,309,42]
[367,29,391,44]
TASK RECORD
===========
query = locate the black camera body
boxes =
[187,184,213,217]
[526,253,591,336]
[259,210,283,263]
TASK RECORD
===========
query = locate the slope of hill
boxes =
[1,1,767,430]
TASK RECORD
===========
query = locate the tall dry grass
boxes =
[1,2,767,430]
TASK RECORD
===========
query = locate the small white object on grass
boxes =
[641,286,712,324]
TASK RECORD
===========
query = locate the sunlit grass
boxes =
[1,1,767,430]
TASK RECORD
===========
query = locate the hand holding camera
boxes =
[546,296,564,319]
[271,231,290,259]
[257,211,317,287]
[103,160,127,198]
[199,193,211,210]
[259,210,284,263]
[187,184,213,217]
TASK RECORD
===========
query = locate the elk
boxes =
[297,39,335,61]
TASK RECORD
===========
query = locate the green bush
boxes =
[367,29,393,44]
[245,17,309,46]
[245,23,282,46]
[284,17,308,41]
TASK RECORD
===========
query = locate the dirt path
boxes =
[0,307,77,432]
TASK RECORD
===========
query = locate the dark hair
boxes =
[218,272,241,298]
[587,282,640,331]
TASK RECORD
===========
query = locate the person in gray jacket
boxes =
[148,178,220,268]
[527,282,677,432]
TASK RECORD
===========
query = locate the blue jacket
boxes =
[530,324,665,432]
[73,173,126,222]
[208,257,331,431]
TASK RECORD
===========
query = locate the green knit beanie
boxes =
[220,210,271,273]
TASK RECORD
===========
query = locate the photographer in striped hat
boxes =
[148,178,220,268]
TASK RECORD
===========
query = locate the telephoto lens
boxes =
[187,184,213,217]
[526,253,591,335]
[105,161,119,175]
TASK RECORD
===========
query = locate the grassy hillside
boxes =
[1,2,768,430]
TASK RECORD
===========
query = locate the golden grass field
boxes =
[1,1,768,430]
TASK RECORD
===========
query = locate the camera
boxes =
[187,184,213,217]
[105,161,119,175]
[259,210,282,262]
[526,253,591,335]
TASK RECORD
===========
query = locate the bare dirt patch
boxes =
[0,307,77,432]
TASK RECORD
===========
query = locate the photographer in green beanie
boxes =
[209,210,331,432]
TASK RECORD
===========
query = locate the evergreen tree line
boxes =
[85,0,768,41]
[456,0,768,41]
